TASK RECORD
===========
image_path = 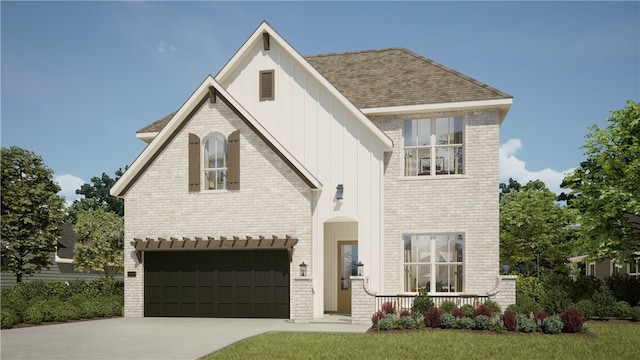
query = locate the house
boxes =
[570,254,640,281]
[0,224,118,287]
[110,21,515,323]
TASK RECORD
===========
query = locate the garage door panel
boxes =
[145,250,290,318]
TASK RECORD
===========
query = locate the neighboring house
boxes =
[111,21,515,323]
[0,224,118,287]
[570,254,640,281]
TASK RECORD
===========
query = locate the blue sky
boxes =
[2,1,638,203]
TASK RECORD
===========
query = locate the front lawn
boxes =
[202,321,639,360]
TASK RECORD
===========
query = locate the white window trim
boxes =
[202,132,229,191]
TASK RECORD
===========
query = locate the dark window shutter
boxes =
[227,130,240,190]
[259,70,274,101]
[188,133,200,192]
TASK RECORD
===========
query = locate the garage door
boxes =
[144,250,290,318]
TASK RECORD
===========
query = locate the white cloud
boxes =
[54,174,85,206]
[158,41,176,53]
[499,138,574,194]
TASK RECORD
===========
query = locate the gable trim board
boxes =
[111,76,321,198]
[215,21,393,152]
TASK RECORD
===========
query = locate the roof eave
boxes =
[361,98,513,126]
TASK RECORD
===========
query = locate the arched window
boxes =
[203,133,228,190]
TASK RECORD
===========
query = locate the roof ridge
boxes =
[304,47,407,59]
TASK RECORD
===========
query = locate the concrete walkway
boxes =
[0,315,370,360]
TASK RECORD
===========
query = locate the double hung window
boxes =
[404,117,463,176]
[203,133,228,190]
[403,234,464,293]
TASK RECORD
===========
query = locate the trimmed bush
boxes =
[613,301,632,319]
[450,307,466,319]
[461,304,474,318]
[534,310,549,327]
[570,275,602,302]
[1,308,18,329]
[541,287,572,315]
[440,313,457,329]
[541,314,563,334]
[592,283,618,317]
[502,310,517,331]
[439,301,457,314]
[398,315,417,329]
[458,316,475,329]
[399,309,412,318]
[484,300,501,316]
[514,294,542,315]
[411,289,434,316]
[560,306,585,333]
[474,315,492,330]
[377,315,394,331]
[517,314,535,333]
[630,306,640,321]
[424,307,442,328]
[605,274,640,307]
[472,304,492,318]
[576,299,595,319]
[371,310,385,326]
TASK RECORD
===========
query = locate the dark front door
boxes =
[144,250,289,318]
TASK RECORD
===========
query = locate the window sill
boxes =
[399,174,467,181]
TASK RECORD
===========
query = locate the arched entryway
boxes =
[323,218,358,314]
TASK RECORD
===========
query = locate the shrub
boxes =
[534,310,549,327]
[424,307,442,328]
[516,314,535,333]
[484,300,501,316]
[45,280,72,300]
[560,306,585,333]
[461,304,474,318]
[398,315,417,329]
[592,283,618,317]
[576,299,595,319]
[411,289,434,316]
[439,301,457,314]
[474,315,492,330]
[440,313,457,329]
[450,307,466,319]
[505,304,518,314]
[502,310,517,331]
[613,301,632,319]
[399,309,412,318]
[1,308,18,329]
[377,315,395,331]
[371,310,385,326]
[541,314,563,334]
[541,287,572,315]
[472,304,492,318]
[23,305,45,324]
[630,306,640,321]
[380,301,396,315]
[517,276,544,304]
[458,316,475,329]
[514,294,542,315]
[570,275,602,302]
[605,273,640,307]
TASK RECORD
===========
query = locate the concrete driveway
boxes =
[0,316,369,360]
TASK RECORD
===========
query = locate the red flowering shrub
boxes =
[561,306,585,333]
[371,310,385,326]
[502,310,517,331]
[399,309,412,318]
[381,301,396,315]
[424,307,443,328]
[450,307,466,319]
[534,311,549,326]
[472,304,492,318]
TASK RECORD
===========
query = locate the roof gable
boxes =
[111,76,321,197]
[305,48,512,109]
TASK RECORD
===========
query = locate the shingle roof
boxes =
[304,48,512,109]
[137,47,511,134]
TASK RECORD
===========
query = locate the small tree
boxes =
[73,209,124,278]
[1,146,65,282]
[67,168,126,223]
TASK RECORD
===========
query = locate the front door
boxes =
[337,241,358,313]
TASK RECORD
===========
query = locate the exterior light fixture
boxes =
[502,261,510,275]
[299,261,307,277]
[357,261,364,276]
[336,184,344,200]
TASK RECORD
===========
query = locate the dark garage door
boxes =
[144,250,290,318]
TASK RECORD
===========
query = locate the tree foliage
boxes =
[1,146,65,282]
[561,100,640,262]
[67,168,125,223]
[500,180,575,276]
[73,209,124,278]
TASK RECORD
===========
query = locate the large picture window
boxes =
[203,133,228,190]
[403,234,463,293]
[404,117,463,176]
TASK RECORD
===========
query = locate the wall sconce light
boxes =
[336,184,344,200]
[502,261,510,275]
[299,261,307,277]
[357,261,364,276]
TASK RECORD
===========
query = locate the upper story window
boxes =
[403,233,464,293]
[403,117,463,176]
[203,133,228,190]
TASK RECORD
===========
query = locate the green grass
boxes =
[202,322,639,360]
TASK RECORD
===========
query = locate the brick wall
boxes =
[122,100,313,318]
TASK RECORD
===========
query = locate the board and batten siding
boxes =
[219,37,388,316]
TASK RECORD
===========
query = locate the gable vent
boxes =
[259,70,274,101]
[263,32,270,51]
